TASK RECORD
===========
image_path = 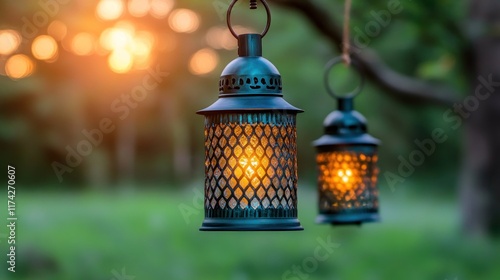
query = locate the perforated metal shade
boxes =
[313,97,380,225]
[197,34,303,231]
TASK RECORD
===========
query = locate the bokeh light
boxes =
[32,35,58,61]
[168,9,200,33]
[130,31,154,69]
[47,21,67,41]
[71,33,95,56]
[5,54,35,80]
[189,48,219,75]
[0,30,21,56]
[150,0,174,19]
[98,21,154,71]
[205,26,225,49]
[96,0,124,21]
[128,0,150,17]
[100,27,134,51]
[132,31,153,55]
[205,25,255,50]
[108,49,133,73]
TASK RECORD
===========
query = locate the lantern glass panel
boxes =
[316,147,379,214]
[204,112,298,219]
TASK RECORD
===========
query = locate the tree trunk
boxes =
[461,0,500,236]
[116,114,136,188]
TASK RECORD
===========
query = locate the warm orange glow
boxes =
[100,27,133,51]
[205,25,255,50]
[0,30,21,56]
[99,22,154,71]
[157,33,177,52]
[96,0,124,21]
[47,21,67,41]
[168,9,200,33]
[205,26,225,49]
[130,33,153,69]
[71,33,95,56]
[131,39,151,57]
[5,54,35,80]
[32,35,58,61]
[189,48,218,75]
[236,144,268,191]
[338,169,353,183]
[108,49,133,73]
[128,0,150,17]
[115,20,136,33]
[317,151,379,210]
[134,31,155,49]
[240,156,260,177]
[150,0,174,19]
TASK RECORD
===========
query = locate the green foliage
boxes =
[2,188,499,280]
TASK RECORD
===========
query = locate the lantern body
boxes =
[314,98,380,225]
[198,34,303,231]
[316,145,379,224]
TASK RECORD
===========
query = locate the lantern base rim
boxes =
[200,218,303,231]
[316,212,379,226]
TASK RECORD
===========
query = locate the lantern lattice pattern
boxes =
[204,112,298,219]
[316,150,379,213]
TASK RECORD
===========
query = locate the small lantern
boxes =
[313,57,381,225]
[197,0,303,231]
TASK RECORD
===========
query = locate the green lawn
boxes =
[1,184,499,280]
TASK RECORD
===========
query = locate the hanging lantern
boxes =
[197,0,303,231]
[313,57,381,226]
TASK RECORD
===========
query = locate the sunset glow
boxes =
[5,54,35,80]
[96,0,124,20]
[108,49,133,73]
[71,33,95,56]
[150,0,174,19]
[47,21,67,41]
[32,35,58,61]
[168,9,200,33]
[0,30,21,56]
[189,48,218,75]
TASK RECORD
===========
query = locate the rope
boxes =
[342,0,352,65]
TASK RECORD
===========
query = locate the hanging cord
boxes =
[342,0,352,65]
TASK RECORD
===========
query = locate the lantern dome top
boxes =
[218,34,282,96]
[313,97,380,147]
[197,34,303,114]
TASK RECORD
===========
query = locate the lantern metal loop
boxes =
[197,0,303,231]
[313,57,381,226]
[324,56,365,99]
[227,0,271,38]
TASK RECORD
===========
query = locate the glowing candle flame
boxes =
[240,156,259,177]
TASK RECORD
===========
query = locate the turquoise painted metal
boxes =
[313,57,381,226]
[197,0,303,231]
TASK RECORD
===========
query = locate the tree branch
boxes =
[270,0,460,106]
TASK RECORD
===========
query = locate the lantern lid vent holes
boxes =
[314,57,380,147]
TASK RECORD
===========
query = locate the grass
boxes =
[1,184,499,280]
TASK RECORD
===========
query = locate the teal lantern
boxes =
[197,0,303,231]
[314,57,381,225]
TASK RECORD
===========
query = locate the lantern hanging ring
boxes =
[227,0,272,39]
[324,56,365,100]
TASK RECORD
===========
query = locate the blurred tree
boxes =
[271,0,500,236]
